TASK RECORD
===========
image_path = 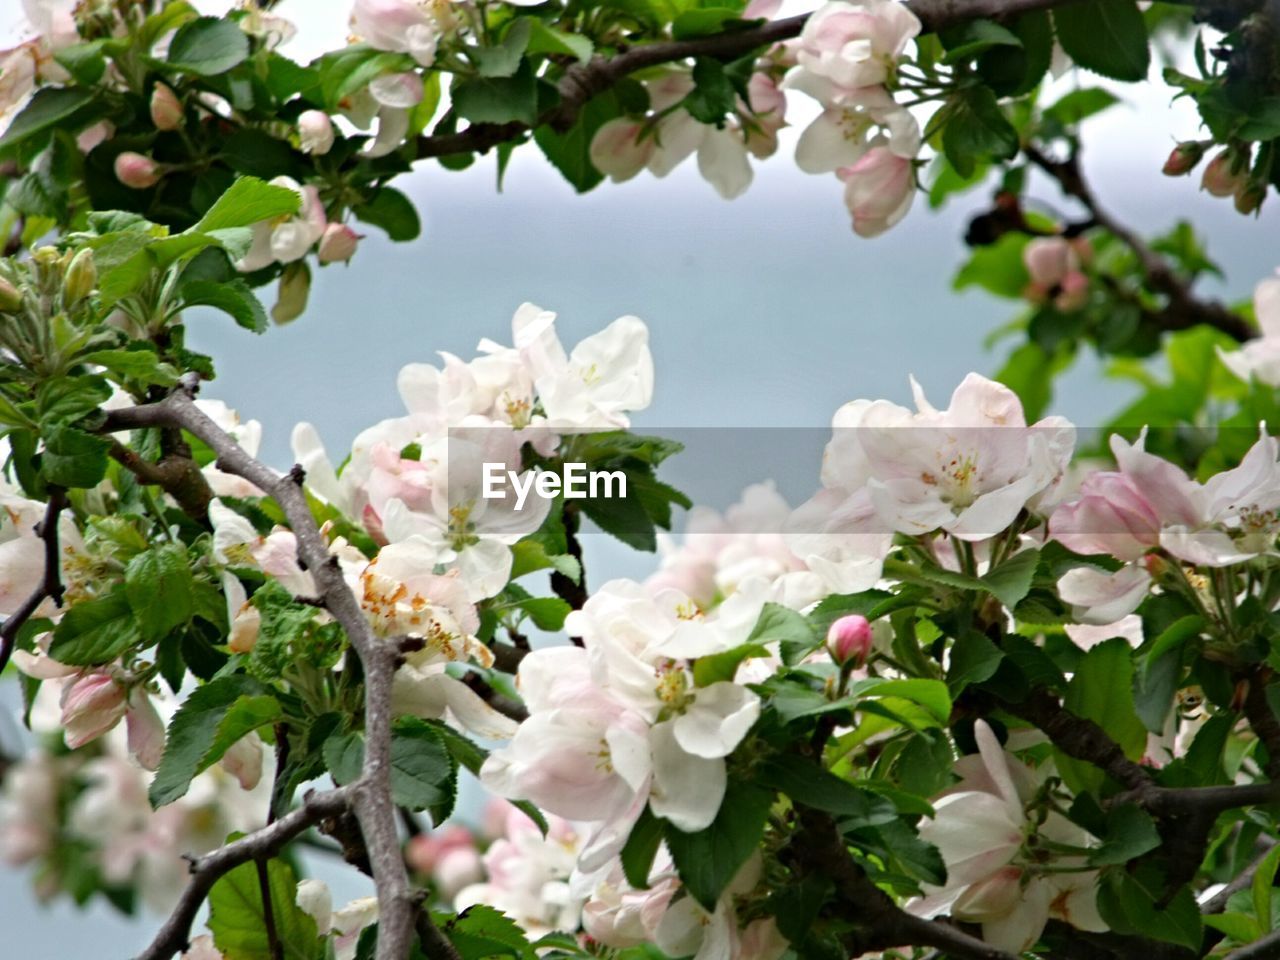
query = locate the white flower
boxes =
[237,177,327,272]
[1219,270,1280,386]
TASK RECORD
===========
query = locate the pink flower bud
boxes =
[1054,270,1089,312]
[60,673,127,749]
[113,152,161,189]
[150,82,182,131]
[1201,149,1247,197]
[827,614,873,666]
[1022,236,1073,288]
[317,223,360,263]
[1162,141,1205,177]
[838,146,914,238]
[297,109,335,155]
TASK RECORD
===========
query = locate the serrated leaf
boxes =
[666,781,772,911]
[354,187,421,242]
[208,855,323,960]
[42,425,110,489]
[0,88,96,152]
[180,278,269,333]
[49,590,140,665]
[759,755,897,825]
[195,176,301,233]
[125,544,195,642]
[150,676,278,807]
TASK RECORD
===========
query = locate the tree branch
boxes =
[412,0,1068,162]
[0,485,68,674]
[107,437,214,522]
[135,787,353,960]
[1024,146,1253,343]
[1225,929,1280,960]
[107,383,421,960]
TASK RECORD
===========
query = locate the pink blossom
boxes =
[1049,471,1160,561]
[60,673,128,750]
[838,145,914,237]
[318,223,361,263]
[827,614,873,665]
[150,83,182,131]
[795,0,921,92]
[298,110,335,155]
[1201,149,1247,197]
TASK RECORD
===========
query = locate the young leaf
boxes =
[125,544,196,643]
[166,16,251,76]
[208,856,324,960]
[49,591,141,665]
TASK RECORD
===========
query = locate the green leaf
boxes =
[692,642,770,687]
[166,16,251,76]
[942,86,1018,178]
[326,720,457,822]
[1203,913,1263,944]
[953,232,1030,298]
[125,545,196,642]
[672,8,751,40]
[976,10,1052,97]
[508,538,580,582]
[682,58,736,125]
[1088,804,1161,865]
[452,62,538,125]
[534,91,623,193]
[620,806,664,889]
[42,425,110,488]
[758,755,897,825]
[151,680,280,808]
[513,596,572,631]
[1253,844,1280,932]
[0,88,96,152]
[208,856,324,960]
[195,176,301,233]
[443,904,532,960]
[49,590,141,665]
[526,21,594,62]
[1097,870,1202,950]
[354,187,421,242]
[859,678,952,726]
[665,781,772,911]
[751,602,817,649]
[180,278,269,333]
[1044,88,1121,126]
[946,631,1004,693]
[81,348,180,386]
[472,19,532,78]
[1053,0,1149,82]
[55,41,108,85]
[982,547,1041,609]
[940,19,1022,64]
[1057,638,1146,793]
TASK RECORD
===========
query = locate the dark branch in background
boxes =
[461,672,530,723]
[106,383,428,960]
[1203,839,1279,915]
[411,0,1067,162]
[1243,672,1280,781]
[1025,146,1254,343]
[1225,928,1280,960]
[0,486,68,674]
[550,504,588,613]
[135,787,353,960]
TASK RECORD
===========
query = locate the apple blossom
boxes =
[1049,469,1161,561]
[838,144,915,237]
[237,177,327,272]
[0,753,59,866]
[59,672,128,750]
[590,118,656,184]
[349,0,448,67]
[912,721,1106,952]
[181,936,224,960]
[1163,141,1206,176]
[295,879,379,960]
[297,109,335,155]
[792,82,919,175]
[342,72,426,158]
[793,0,921,92]
[113,151,161,189]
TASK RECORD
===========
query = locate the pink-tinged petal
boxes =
[1057,563,1150,625]
[125,690,166,770]
[648,720,727,831]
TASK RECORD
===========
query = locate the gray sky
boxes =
[5,3,1280,954]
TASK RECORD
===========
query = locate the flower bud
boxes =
[271,261,311,325]
[1162,141,1205,177]
[1235,181,1266,215]
[113,151,161,189]
[1054,270,1089,312]
[295,879,333,934]
[60,673,127,749]
[827,614,873,667]
[317,223,360,263]
[1201,149,1246,197]
[63,249,96,304]
[150,82,182,131]
[0,277,22,313]
[297,110,334,155]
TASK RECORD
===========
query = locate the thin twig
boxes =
[134,787,353,960]
[1226,929,1280,960]
[0,485,68,674]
